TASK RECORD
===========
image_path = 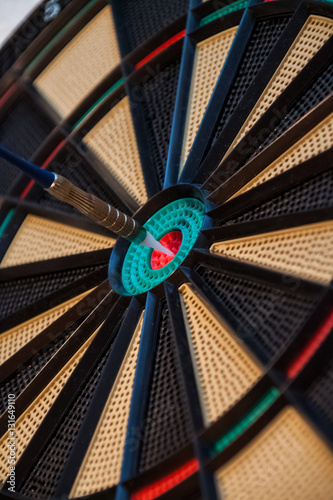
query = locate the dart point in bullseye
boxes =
[0,145,174,258]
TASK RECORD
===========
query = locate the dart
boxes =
[0,145,174,257]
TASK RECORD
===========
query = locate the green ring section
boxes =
[122,198,205,295]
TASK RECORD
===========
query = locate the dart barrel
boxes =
[47,174,146,243]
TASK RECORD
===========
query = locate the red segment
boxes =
[0,84,17,108]
[151,231,182,270]
[19,139,66,199]
[135,30,186,70]
[131,458,199,500]
[287,310,333,379]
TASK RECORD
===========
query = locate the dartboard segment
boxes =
[181,1,295,183]
[191,2,333,185]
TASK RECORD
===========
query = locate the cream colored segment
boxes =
[84,97,147,205]
[0,334,94,481]
[0,215,115,267]
[0,290,93,365]
[211,221,333,284]
[226,15,333,155]
[34,6,121,117]
[180,26,238,173]
[229,111,333,200]
[70,312,144,497]
[179,284,261,425]
[216,407,333,500]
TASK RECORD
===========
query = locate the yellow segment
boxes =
[227,15,333,154]
[0,215,115,267]
[230,111,333,199]
[84,97,147,205]
[0,334,95,482]
[70,312,144,497]
[211,221,333,284]
[0,290,91,364]
[180,26,238,172]
[35,6,120,117]
[216,407,333,500]
[179,284,261,425]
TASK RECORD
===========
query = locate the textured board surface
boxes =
[229,15,333,153]
[180,26,238,171]
[180,284,261,424]
[70,313,143,496]
[84,97,147,205]
[0,97,54,195]
[216,407,333,500]
[0,215,115,267]
[211,221,333,284]
[35,6,121,117]
[195,264,317,360]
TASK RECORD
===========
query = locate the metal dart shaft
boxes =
[0,145,174,256]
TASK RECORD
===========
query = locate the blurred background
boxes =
[0,0,41,46]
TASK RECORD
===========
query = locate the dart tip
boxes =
[140,231,175,257]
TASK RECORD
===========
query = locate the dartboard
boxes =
[0,0,333,499]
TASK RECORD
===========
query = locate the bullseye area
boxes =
[110,197,205,295]
[151,231,182,270]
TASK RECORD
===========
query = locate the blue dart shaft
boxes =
[0,145,174,256]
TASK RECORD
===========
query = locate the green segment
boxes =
[0,210,15,237]
[201,0,249,26]
[73,78,125,129]
[26,0,99,73]
[211,388,279,456]
[121,198,205,295]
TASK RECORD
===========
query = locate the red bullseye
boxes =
[151,231,182,270]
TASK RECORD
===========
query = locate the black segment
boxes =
[138,302,193,472]
[306,356,333,427]
[117,0,188,53]
[207,16,290,152]
[35,145,127,213]
[248,62,333,161]
[0,264,101,320]
[19,337,115,499]
[226,168,333,224]
[139,59,181,188]
[0,96,54,195]
[195,264,317,361]
[0,321,82,415]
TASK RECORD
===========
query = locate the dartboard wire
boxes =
[0,279,112,384]
[163,0,203,189]
[179,282,333,471]
[0,196,118,239]
[193,1,333,186]
[206,93,333,204]
[116,293,166,498]
[204,207,333,242]
[0,248,111,283]
[164,282,207,495]
[53,298,143,499]
[203,36,333,192]
[183,252,324,363]
[208,148,333,224]
[192,314,333,474]
[179,0,300,185]
[9,295,130,496]
[204,322,333,476]
[0,288,116,434]
[1,82,138,216]
[0,207,115,272]
[124,39,186,196]
[0,263,108,333]
[166,0,250,188]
